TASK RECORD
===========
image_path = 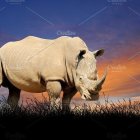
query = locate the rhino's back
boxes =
[0,36,67,92]
[0,36,55,92]
[0,36,54,66]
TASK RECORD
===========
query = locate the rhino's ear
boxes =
[76,50,86,63]
[78,50,86,58]
[93,49,104,58]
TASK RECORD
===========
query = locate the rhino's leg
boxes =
[62,87,77,111]
[7,84,21,108]
[46,81,62,108]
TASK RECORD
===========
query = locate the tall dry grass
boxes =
[0,95,140,117]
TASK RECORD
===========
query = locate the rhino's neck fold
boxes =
[64,59,76,87]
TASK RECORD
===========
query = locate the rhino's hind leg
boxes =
[46,81,62,108]
[7,84,21,108]
[62,88,77,111]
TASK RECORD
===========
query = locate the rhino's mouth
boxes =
[81,88,99,101]
[79,68,107,101]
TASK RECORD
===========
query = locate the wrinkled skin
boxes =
[0,36,107,110]
[75,50,107,101]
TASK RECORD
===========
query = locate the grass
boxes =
[0,96,140,139]
[0,96,140,117]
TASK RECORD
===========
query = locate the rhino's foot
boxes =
[62,101,71,112]
[7,96,20,109]
[49,97,61,110]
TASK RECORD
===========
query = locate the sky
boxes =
[0,0,140,101]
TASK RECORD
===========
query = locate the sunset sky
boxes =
[0,0,139,101]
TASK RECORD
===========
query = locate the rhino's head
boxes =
[75,49,107,101]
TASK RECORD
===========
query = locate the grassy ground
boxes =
[0,97,140,140]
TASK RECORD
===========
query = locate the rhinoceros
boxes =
[0,36,107,109]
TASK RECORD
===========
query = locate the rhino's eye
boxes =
[84,95,86,99]
[94,77,97,80]
[79,76,83,81]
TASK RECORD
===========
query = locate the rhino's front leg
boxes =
[46,81,62,108]
[62,87,77,111]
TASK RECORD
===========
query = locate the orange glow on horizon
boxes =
[98,56,140,97]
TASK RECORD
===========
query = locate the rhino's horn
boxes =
[96,68,108,89]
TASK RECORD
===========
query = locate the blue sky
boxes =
[0,0,139,45]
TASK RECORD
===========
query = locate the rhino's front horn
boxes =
[96,68,108,90]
